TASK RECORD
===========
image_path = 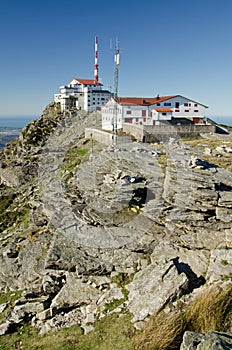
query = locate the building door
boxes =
[193,117,199,124]
[175,102,180,108]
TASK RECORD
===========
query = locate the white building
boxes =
[101,95,208,131]
[54,78,112,112]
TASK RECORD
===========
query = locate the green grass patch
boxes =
[111,272,134,288]
[75,149,88,156]
[221,259,229,266]
[0,290,22,322]
[0,313,136,350]
[61,143,90,183]
[0,202,31,233]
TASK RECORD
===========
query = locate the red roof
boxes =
[154,108,173,112]
[117,95,176,106]
[74,78,103,86]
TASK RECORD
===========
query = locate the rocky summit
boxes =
[0,103,232,347]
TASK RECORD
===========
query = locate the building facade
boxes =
[54,78,112,112]
[101,95,208,131]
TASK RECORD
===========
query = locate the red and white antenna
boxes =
[94,35,99,84]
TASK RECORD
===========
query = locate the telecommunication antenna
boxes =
[112,38,121,141]
[114,38,120,98]
[94,35,99,84]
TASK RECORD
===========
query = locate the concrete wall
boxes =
[122,123,144,141]
[85,128,132,145]
[122,123,216,142]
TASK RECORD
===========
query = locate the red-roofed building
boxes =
[101,95,208,131]
[54,78,111,112]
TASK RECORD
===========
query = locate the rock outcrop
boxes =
[180,330,232,350]
[0,103,231,339]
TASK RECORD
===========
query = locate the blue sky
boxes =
[0,0,232,120]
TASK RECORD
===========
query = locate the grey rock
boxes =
[50,273,101,311]
[82,324,94,335]
[216,207,232,222]
[10,302,44,323]
[180,330,232,350]
[206,249,232,282]
[97,287,125,312]
[0,321,14,336]
[218,191,232,208]
[126,262,188,323]
[0,303,8,313]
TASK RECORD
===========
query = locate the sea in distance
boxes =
[211,116,232,126]
[0,117,37,148]
[0,116,37,128]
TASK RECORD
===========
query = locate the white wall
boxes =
[153,96,206,119]
[102,99,123,131]
[152,110,172,121]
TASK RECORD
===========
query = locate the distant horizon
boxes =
[0,115,231,128]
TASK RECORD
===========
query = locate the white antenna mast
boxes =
[114,38,120,98]
[112,38,121,140]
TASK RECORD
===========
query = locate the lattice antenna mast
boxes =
[114,39,120,98]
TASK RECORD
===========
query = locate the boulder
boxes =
[0,321,15,336]
[180,330,232,349]
[50,273,101,311]
[126,262,188,323]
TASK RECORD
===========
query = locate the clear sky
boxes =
[1,0,232,119]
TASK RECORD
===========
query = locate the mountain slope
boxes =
[0,103,232,348]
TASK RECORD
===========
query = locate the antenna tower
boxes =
[112,39,120,140]
[94,35,99,84]
[114,39,120,98]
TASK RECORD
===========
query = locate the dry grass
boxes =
[134,283,232,350]
[134,310,185,350]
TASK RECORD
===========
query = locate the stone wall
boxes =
[122,123,216,142]
[85,128,113,145]
[122,123,144,141]
[85,128,132,145]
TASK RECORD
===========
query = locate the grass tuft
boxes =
[134,283,232,350]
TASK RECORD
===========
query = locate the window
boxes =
[162,112,167,115]
[185,110,189,112]
[126,110,131,114]
[164,102,171,106]
[175,102,180,108]
[156,103,160,106]
[175,109,180,112]
[194,110,199,112]
[142,110,146,117]
[194,103,198,107]
[184,103,188,107]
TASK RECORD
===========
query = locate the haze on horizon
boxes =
[0,0,232,122]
